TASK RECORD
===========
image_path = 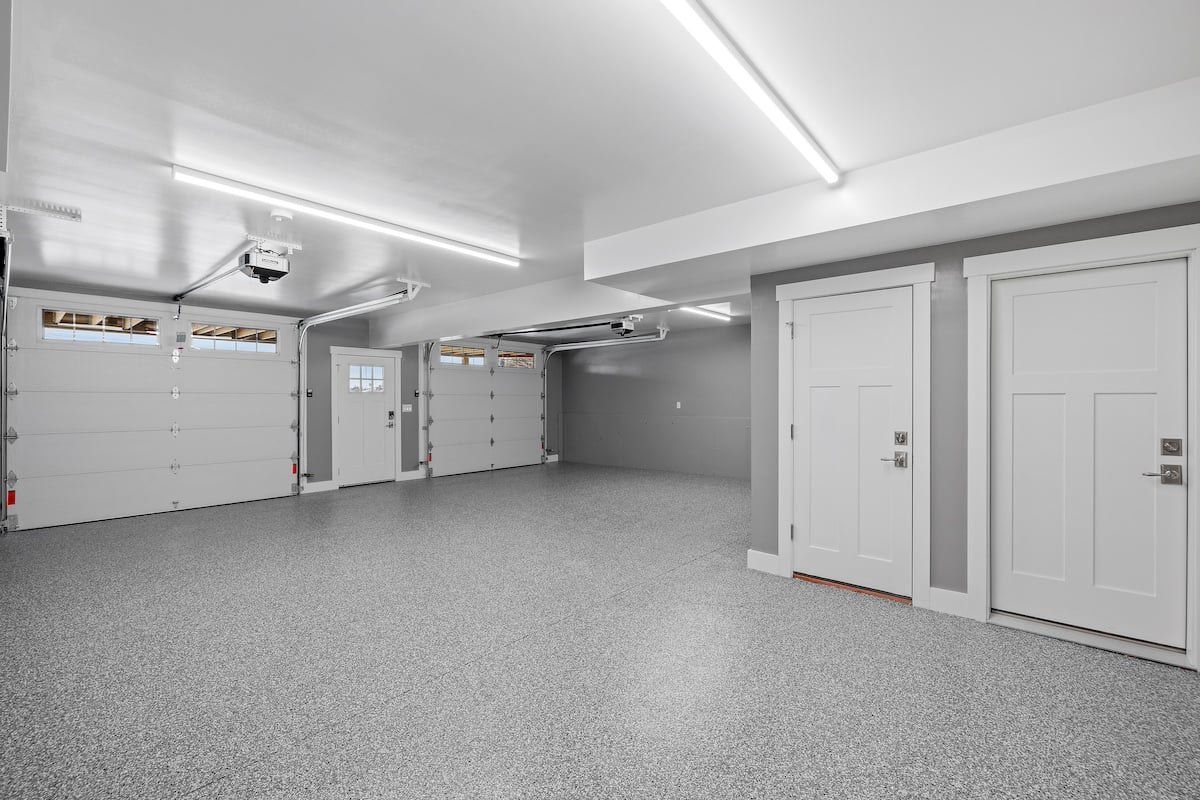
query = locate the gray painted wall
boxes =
[751,201,1200,593]
[303,319,371,482]
[561,324,751,479]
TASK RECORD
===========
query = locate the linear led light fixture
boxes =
[657,0,840,185]
[172,165,519,267]
[680,305,731,321]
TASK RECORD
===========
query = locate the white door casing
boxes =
[991,261,1187,647]
[965,223,1200,668]
[776,263,934,606]
[331,347,399,487]
[792,286,914,597]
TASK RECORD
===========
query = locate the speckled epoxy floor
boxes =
[2,464,1198,799]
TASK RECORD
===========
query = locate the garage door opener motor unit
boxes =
[240,247,290,284]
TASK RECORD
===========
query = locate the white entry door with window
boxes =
[333,353,397,486]
[991,260,1188,648]
[791,286,914,596]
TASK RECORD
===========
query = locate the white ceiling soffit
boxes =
[585,76,1200,292]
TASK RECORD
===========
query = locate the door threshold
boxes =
[990,610,1191,669]
[793,573,912,605]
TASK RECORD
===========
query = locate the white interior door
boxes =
[335,355,397,487]
[792,286,914,596]
[991,260,1188,648]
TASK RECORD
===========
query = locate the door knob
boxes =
[880,451,908,468]
[1142,465,1182,485]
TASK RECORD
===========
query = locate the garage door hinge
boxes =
[170,423,180,438]
[171,386,180,399]
[490,414,494,423]
[490,438,495,446]
[4,426,16,443]
[3,341,16,354]
[290,390,299,399]
[5,470,16,488]
[170,461,180,474]
[290,420,299,432]
[5,382,16,397]
[489,390,495,400]
[790,424,794,440]
[790,523,795,541]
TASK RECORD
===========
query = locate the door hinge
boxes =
[790,523,795,541]
[790,424,794,440]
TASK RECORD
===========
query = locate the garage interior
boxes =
[4,1,1200,797]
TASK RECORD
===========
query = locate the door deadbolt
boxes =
[1161,438,1183,456]
[1142,465,1183,485]
[894,431,908,446]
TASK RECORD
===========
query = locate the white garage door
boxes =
[428,342,543,476]
[6,289,299,529]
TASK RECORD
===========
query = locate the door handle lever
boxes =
[880,452,908,468]
[1142,465,1183,485]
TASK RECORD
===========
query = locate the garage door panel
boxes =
[430,368,490,395]
[10,392,174,433]
[492,440,542,469]
[431,394,490,421]
[13,431,176,477]
[11,348,175,393]
[432,418,491,446]
[493,418,541,441]
[177,427,295,464]
[176,459,295,509]
[492,371,541,395]
[176,394,295,429]
[493,396,541,419]
[14,469,178,529]
[180,357,296,394]
[431,444,494,476]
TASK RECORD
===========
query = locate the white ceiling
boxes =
[5,1,1200,325]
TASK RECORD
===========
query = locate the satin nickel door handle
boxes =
[880,452,908,468]
[1142,465,1183,485]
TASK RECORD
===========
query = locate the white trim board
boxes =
[929,588,970,618]
[963,224,1200,669]
[775,263,934,608]
[747,549,789,577]
[301,480,338,494]
[775,262,934,301]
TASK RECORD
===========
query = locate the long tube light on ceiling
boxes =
[657,0,840,185]
[680,305,731,321]
[172,165,520,267]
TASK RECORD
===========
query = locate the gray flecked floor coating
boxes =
[2,463,1198,799]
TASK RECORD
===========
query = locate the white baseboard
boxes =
[747,548,789,577]
[301,480,337,494]
[929,587,970,618]
[396,470,426,482]
[545,454,560,463]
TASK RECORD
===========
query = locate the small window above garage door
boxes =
[42,309,159,345]
[496,350,535,369]
[190,323,278,353]
[439,344,486,366]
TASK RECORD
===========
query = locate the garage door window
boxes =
[440,344,486,366]
[191,324,278,353]
[349,365,385,393]
[42,309,159,345]
[497,350,534,369]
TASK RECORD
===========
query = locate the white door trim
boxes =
[774,263,935,607]
[963,223,1200,668]
[330,346,402,486]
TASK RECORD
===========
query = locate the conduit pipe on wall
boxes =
[541,325,668,459]
[294,279,429,493]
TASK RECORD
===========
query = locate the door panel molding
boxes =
[964,223,1200,668]
[774,263,934,607]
